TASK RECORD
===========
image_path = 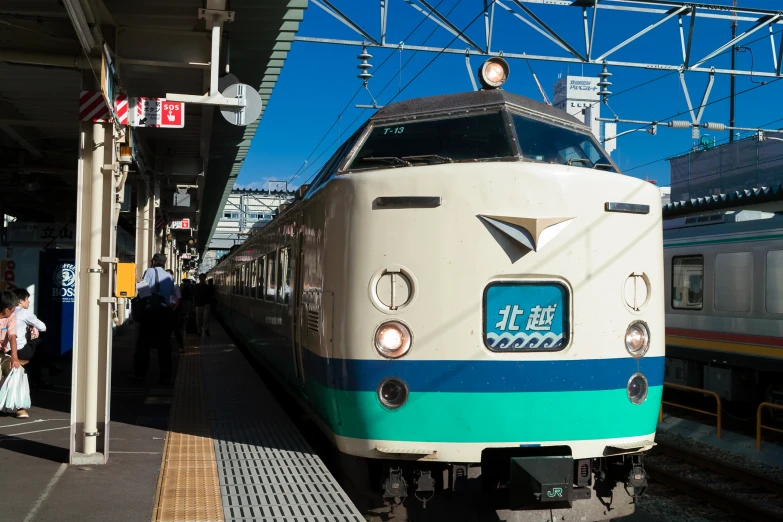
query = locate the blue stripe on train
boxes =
[301,351,665,393]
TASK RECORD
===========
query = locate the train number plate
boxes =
[483,282,568,352]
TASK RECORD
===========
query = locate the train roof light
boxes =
[478,57,510,90]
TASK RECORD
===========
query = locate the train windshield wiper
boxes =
[401,154,454,165]
[593,163,614,171]
[566,158,591,166]
[358,156,412,167]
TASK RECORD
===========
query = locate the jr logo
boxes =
[547,488,563,498]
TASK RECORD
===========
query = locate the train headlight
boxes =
[627,373,649,405]
[478,57,510,89]
[625,320,650,358]
[378,378,409,409]
[374,321,412,358]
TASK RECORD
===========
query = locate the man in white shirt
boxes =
[13,288,46,362]
[12,288,46,414]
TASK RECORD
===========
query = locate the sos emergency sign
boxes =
[161,101,184,128]
[132,98,185,128]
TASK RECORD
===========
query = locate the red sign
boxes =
[171,218,190,230]
[160,100,184,128]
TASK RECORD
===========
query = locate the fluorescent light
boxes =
[62,0,96,52]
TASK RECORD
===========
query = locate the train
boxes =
[209,58,664,520]
[664,210,783,405]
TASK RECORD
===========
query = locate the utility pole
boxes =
[729,0,737,142]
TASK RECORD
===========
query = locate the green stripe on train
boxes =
[307,383,662,442]
[665,233,783,248]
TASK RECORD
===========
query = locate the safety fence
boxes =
[659,382,722,439]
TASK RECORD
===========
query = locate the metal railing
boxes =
[660,382,722,439]
[756,402,783,451]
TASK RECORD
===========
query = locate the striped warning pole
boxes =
[79,91,110,122]
[114,94,129,125]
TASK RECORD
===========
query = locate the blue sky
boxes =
[235,0,783,190]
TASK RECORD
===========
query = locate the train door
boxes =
[291,226,308,395]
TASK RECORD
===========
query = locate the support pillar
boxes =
[135,181,150,279]
[71,121,117,464]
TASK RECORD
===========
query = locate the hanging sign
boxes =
[131,98,186,128]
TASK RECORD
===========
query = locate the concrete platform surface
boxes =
[1,325,169,522]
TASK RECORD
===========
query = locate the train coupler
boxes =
[414,470,436,509]
[625,455,647,499]
[383,467,408,504]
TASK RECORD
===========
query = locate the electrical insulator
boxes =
[597,65,612,103]
[667,121,691,129]
[702,122,727,131]
[357,46,373,81]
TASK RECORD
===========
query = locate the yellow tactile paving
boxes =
[151,341,224,522]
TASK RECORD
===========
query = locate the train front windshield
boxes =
[345,108,616,173]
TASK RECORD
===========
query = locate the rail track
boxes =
[646,442,783,522]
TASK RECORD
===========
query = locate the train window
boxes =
[715,252,752,313]
[250,260,258,298]
[345,112,513,171]
[240,264,247,296]
[266,251,277,301]
[672,256,703,310]
[511,114,616,171]
[257,256,266,299]
[277,247,292,305]
[766,251,783,313]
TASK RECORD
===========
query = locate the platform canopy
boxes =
[0,0,305,253]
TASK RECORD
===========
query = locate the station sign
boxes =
[131,97,186,128]
[170,218,191,230]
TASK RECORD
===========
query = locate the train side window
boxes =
[672,255,703,310]
[250,260,258,298]
[240,264,245,296]
[266,251,277,301]
[277,247,292,304]
[766,250,783,313]
[714,252,752,313]
[257,256,266,299]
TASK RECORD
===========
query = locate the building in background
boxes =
[553,75,617,157]
[201,187,296,272]
[659,186,671,205]
[668,135,783,202]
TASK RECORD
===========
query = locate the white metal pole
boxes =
[84,122,104,456]
[210,18,221,96]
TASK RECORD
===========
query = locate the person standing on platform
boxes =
[167,269,184,354]
[130,253,175,385]
[12,288,47,389]
[194,273,212,336]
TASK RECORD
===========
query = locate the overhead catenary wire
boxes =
[296,0,472,187]
[288,0,452,185]
[293,5,783,187]
[295,0,467,187]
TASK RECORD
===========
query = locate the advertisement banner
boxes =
[7,222,75,246]
[39,249,76,356]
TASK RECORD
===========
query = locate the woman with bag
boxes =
[0,290,29,418]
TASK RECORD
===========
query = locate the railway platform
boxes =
[1,323,362,522]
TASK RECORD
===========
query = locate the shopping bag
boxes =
[0,367,31,412]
